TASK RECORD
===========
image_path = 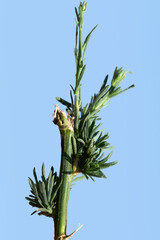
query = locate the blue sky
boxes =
[0,0,160,240]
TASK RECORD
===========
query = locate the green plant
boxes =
[26,2,134,240]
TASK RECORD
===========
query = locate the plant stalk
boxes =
[74,3,85,135]
[53,106,74,240]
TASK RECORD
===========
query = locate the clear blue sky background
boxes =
[0,0,160,240]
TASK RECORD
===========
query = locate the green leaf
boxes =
[75,82,82,95]
[29,202,40,208]
[28,178,45,208]
[28,177,34,191]
[78,64,86,85]
[100,75,108,91]
[96,132,109,146]
[81,157,91,169]
[70,84,75,93]
[41,162,45,181]
[41,181,49,207]
[83,172,89,180]
[87,166,100,172]
[77,138,85,145]
[82,25,98,58]
[70,90,74,108]
[93,86,110,108]
[75,24,78,55]
[95,150,104,161]
[99,151,114,164]
[28,178,37,196]
[86,169,107,178]
[33,168,41,195]
[103,146,115,150]
[56,97,72,109]
[33,168,38,185]
[109,87,122,98]
[31,210,37,216]
[29,201,40,208]
[117,84,135,95]
[90,123,102,138]
[92,130,101,140]
[50,180,62,203]
[71,136,77,155]
[29,194,35,198]
[72,175,86,183]
[37,181,47,208]
[47,168,53,194]
[37,207,51,214]
[25,197,36,202]
[81,103,88,117]
[97,141,110,149]
[75,7,80,22]
[86,139,94,154]
[100,161,118,169]
[48,177,54,203]
[88,175,95,181]
[88,119,96,136]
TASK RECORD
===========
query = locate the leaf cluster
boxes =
[57,67,134,180]
[25,163,62,216]
[79,70,134,128]
[73,123,116,180]
[55,3,135,181]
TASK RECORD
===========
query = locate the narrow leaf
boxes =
[31,210,37,216]
[70,84,75,93]
[117,84,135,96]
[37,208,50,213]
[78,64,86,85]
[71,136,77,155]
[83,24,98,58]
[47,168,53,193]
[86,169,107,178]
[28,178,36,195]
[100,75,109,91]
[41,181,49,207]
[77,138,85,145]
[90,123,102,138]
[51,180,62,203]
[56,97,72,109]
[70,90,74,108]
[48,177,54,203]
[75,7,79,22]
[100,161,118,169]
[99,151,114,164]
[72,175,86,183]
[41,162,45,181]
[33,168,38,185]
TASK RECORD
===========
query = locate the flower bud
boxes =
[80,1,87,11]
[111,67,132,87]
[82,2,87,11]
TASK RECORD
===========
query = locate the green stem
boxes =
[74,4,84,135]
[53,106,74,240]
[54,3,87,239]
